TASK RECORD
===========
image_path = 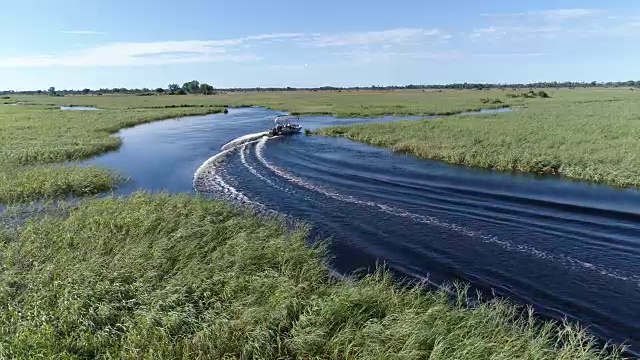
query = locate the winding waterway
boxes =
[83,107,640,353]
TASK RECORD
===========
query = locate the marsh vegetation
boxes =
[317,89,640,187]
[0,193,625,359]
[0,89,635,358]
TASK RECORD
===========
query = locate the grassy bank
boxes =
[0,193,624,359]
[10,88,637,117]
[317,90,640,187]
[0,105,223,203]
[10,89,523,117]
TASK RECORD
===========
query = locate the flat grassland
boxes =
[317,88,640,187]
[0,193,624,359]
[8,89,517,116]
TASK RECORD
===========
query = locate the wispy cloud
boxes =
[470,25,561,40]
[469,8,632,41]
[332,50,462,63]
[474,53,547,58]
[309,28,443,47]
[481,8,604,21]
[539,8,605,21]
[0,28,447,67]
[0,39,262,67]
[61,30,106,35]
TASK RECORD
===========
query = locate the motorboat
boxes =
[269,115,302,136]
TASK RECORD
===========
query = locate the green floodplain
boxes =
[0,89,635,358]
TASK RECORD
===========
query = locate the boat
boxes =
[268,115,302,136]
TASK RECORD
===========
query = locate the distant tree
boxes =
[156,87,165,94]
[82,88,91,95]
[48,87,56,96]
[168,83,181,94]
[199,83,214,95]
[182,80,200,94]
[36,90,43,95]
[591,81,598,87]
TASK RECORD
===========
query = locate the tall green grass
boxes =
[11,89,523,117]
[0,165,117,203]
[317,95,640,187]
[11,88,636,117]
[0,193,625,359]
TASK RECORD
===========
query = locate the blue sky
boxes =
[1,0,639,90]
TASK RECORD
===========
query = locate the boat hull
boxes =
[269,125,302,136]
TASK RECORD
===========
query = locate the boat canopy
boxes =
[274,115,300,124]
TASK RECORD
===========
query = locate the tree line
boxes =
[4,80,640,95]
[9,80,217,96]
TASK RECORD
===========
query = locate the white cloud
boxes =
[0,40,257,67]
[474,53,547,58]
[242,33,306,41]
[331,50,463,63]
[0,35,295,67]
[481,8,604,21]
[0,28,448,67]
[309,28,442,47]
[473,9,606,41]
[470,25,561,40]
[61,30,106,35]
[538,8,605,21]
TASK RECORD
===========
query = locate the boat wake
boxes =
[193,132,268,207]
[221,131,269,151]
[194,132,640,288]
[240,142,289,192]
[252,137,640,287]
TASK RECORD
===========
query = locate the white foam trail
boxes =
[192,132,284,216]
[255,137,640,286]
[193,148,234,192]
[221,131,269,151]
[193,140,258,206]
[240,143,276,187]
[240,143,291,192]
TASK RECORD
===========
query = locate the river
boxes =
[83,107,640,353]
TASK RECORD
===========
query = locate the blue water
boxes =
[82,107,639,353]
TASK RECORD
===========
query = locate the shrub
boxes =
[481,98,503,104]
